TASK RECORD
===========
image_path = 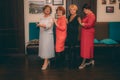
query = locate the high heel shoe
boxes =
[41,61,50,70]
[78,63,86,69]
[86,60,95,66]
[91,60,95,66]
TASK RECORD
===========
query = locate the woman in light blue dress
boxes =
[37,5,54,70]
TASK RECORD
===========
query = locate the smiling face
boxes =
[56,6,65,18]
[69,5,78,15]
[69,8,77,15]
[56,10,63,18]
[44,7,51,15]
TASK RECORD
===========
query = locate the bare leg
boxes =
[41,59,49,70]
[81,58,86,65]
[91,59,95,66]
[79,58,86,69]
[43,59,48,65]
[86,58,95,66]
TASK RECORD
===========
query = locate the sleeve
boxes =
[57,18,66,31]
[83,14,95,29]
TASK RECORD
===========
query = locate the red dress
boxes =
[56,16,67,52]
[80,13,96,59]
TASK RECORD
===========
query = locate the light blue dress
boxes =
[38,14,55,59]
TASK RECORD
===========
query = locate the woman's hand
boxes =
[66,19,68,24]
[53,18,58,27]
[36,22,39,27]
[77,17,85,26]
[80,23,85,26]
[78,17,81,24]
[41,24,47,29]
[36,23,46,28]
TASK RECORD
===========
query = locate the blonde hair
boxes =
[69,4,78,11]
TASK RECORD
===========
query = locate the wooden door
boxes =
[0,0,25,54]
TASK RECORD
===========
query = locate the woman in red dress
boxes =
[78,3,96,69]
[54,6,67,67]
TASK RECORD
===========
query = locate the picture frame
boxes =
[29,1,45,14]
[102,0,107,4]
[109,0,116,4]
[106,6,114,13]
[53,0,64,5]
[46,0,52,4]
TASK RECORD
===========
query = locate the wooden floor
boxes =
[0,52,120,80]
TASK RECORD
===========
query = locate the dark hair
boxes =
[43,5,52,14]
[56,6,65,15]
[82,3,91,11]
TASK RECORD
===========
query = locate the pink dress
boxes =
[56,16,67,52]
[80,13,96,59]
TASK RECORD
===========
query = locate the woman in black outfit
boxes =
[67,4,81,68]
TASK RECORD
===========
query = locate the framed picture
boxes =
[106,6,114,13]
[46,0,52,4]
[102,0,107,4]
[109,0,116,4]
[29,1,45,14]
[53,0,64,5]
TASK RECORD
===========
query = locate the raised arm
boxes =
[55,18,67,31]
[81,14,95,29]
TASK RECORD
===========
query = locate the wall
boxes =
[24,0,66,45]
[97,0,120,22]
[24,0,120,44]
[109,22,120,41]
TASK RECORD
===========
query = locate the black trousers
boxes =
[66,46,80,68]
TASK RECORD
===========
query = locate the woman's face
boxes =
[69,8,77,15]
[56,10,63,18]
[83,8,89,14]
[44,7,51,15]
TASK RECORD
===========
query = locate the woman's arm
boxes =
[56,18,66,31]
[36,14,46,28]
[54,18,58,27]
[78,17,82,24]
[36,23,46,28]
[81,14,95,29]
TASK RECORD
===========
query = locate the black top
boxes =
[66,14,80,46]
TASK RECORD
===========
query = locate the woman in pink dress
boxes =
[54,6,67,67]
[78,3,96,69]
